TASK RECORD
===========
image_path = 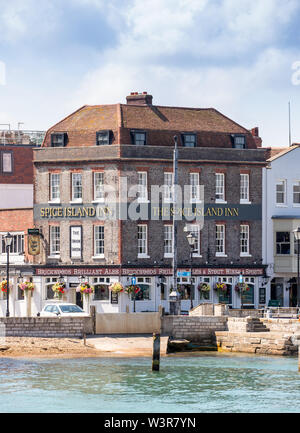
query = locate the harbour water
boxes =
[0,353,300,413]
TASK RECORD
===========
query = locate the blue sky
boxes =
[1,0,300,147]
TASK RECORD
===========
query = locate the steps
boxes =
[247,318,269,332]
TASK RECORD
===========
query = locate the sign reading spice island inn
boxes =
[34,203,262,221]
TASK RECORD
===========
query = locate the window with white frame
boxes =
[0,232,24,255]
[135,277,152,300]
[45,277,58,300]
[216,224,225,255]
[190,173,200,202]
[163,172,174,202]
[94,226,104,257]
[49,226,60,256]
[137,224,148,256]
[1,151,13,173]
[137,172,148,201]
[72,173,82,201]
[215,173,225,201]
[293,181,300,205]
[94,172,105,202]
[276,232,290,255]
[276,180,286,205]
[92,277,110,300]
[240,224,250,255]
[190,225,201,256]
[164,225,173,257]
[240,174,249,202]
[50,173,60,202]
[182,134,196,147]
[199,276,211,300]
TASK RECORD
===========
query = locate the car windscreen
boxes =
[59,305,84,313]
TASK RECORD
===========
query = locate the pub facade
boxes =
[31,92,267,315]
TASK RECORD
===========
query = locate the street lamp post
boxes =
[4,232,13,317]
[293,227,300,307]
[186,232,196,311]
[239,273,243,310]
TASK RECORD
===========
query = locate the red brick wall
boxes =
[0,208,34,262]
[0,146,34,184]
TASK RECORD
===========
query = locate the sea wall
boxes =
[162,315,227,343]
[215,331,298,356]
[0,317,94,338]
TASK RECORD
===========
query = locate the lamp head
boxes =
[293,227,300,241]
[4,232,13,247]
[186,232,196,247]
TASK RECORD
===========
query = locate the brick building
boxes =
[0,130,45,316]
[32,92,267,314]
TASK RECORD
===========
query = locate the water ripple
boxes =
[0,354,299,413]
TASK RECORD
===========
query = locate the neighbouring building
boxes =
[262,144,300,307]
[0,129,45,316]
[31,92,268,315]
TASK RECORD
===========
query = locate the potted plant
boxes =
[125,285,141,312]
[197,282,210,299]
[214,282,227,296]
[109,282,124,293]
[234,282,249,293]
[77,281,94,296]
[0,280,10,293]
[124,285,140,296]
[52,281,66,299]
[18,281,34,292]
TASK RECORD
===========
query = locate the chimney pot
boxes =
[126,92,153,106]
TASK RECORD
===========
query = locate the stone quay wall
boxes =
[215,331,298,356]
[162,316,227,343]
[0,317,94,338]
[260,319,300,333]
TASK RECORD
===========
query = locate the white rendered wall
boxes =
[0,184,33,209]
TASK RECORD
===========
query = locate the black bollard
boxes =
[152,333,160,371]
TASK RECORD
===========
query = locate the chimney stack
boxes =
[126,92,153,106]
[250,127,262,147]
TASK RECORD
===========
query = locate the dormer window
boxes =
[51,133,67,147]
[131,130,146,145]
[233,135,246,149]
[96,130,111,145]
[182,133,196,147]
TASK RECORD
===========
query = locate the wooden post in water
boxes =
[152,333,160,371]
[298,346,300,372]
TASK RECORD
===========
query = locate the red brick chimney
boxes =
[126,92,153,105]
[250,127,262,147]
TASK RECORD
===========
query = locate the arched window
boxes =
[45,277,58,300]
[217,277,232,305]
[92,277,110,301]
[241,277,255,306]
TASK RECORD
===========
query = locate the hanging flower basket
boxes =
[235,283,250,293]
[0,280,10,293]
[124,285,140,295]
[197,282,210,292]
[18,281,34,292]
[76,282,94,295]
[52,282,66,298]
[214,282,227,292]
[109,282,124,293]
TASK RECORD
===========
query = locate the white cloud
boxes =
[0,0,60,43]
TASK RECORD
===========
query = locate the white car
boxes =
[38,303,89,317]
